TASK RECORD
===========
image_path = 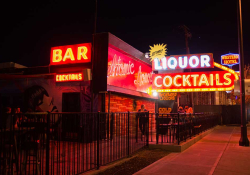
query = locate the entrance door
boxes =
[62,92,81,112]
[62,93,81,140]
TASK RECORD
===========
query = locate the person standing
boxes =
[4,107,12,129]
[187,107,193,114]
[138,104,147,135]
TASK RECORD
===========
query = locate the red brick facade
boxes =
[105,93,155,113]
[105,93,156,135]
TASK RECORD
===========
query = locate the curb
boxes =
[149,126,218,152]
[84,156,135,175]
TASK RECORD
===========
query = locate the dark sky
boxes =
[1,0,249,70]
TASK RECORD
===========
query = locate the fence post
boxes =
[136,112,138,143]
[178,113,180,145]
[127,111,130,157]
[97,112,100,170]
[107,113,110,140]
[146,111,149,147]
[156,113,159,144]
[111,112,113,140]
[46,112,50,175]
[190,113,192,139]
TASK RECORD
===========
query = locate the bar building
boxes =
[0,33,230,115]
[0,33,157,114]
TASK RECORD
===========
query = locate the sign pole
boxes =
[237,0,249,146]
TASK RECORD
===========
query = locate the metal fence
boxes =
[148,113,220,144]
[0,112,148,175]
[0,112,219,175]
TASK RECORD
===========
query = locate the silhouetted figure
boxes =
[138,104,147,135]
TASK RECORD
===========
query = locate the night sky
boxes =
[1,0,249,70]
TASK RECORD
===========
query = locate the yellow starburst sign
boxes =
[149,44,167,62]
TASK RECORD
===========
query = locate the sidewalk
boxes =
[134,126,250,175]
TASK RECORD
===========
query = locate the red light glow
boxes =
[107,45,153,93]
[50,43,91,65]
[152,71,235,92]
[56,73,83,82]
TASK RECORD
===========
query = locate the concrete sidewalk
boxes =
[134,126,250,175]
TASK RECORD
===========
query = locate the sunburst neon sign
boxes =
[149,44,167,61]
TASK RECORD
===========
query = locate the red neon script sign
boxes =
[56,73,83,82]
[50,43,91,65]
[107,45,153,93]
[152,71,235,92]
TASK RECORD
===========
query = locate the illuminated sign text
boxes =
[51,43,91,65]
[152,71,235,92]
[134,66,152,86]
[159,92,177,100]
[108,46,153,93]
[108,54,135,77]
[149,44,167,61]
[152,53,213,71]
[221,54,239,66]
[56,73,83,82]
[159,108,172,113]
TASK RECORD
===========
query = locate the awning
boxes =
[107,85,157,99]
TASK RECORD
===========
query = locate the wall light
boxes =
[153,91,158,97]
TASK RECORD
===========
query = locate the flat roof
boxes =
[0,62,27,69]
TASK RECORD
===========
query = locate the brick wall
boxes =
[105,93,155,113]
[105,93,156,135]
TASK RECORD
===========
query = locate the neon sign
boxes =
[108,54,135,76]
[56,73,83,82]
[108,45,153,93]
[213,62,239,80]
[221,53,239,66]
[159,92,177,100]
[149,44,167,61]
[152,53,213,71]
[50,43,91,65]
[152,71,235,92]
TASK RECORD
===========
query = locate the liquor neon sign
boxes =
[152,53,213,71]
[221,53,239,66]
[50,43,91,65]
[152,71,235,92]
[56,73,83,82]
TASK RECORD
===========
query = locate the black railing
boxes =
[0,112,219,175]
[148,113,220,144]
[0,112,149,175]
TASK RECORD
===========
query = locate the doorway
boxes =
[62,92,81,112]
[61,92,81,140]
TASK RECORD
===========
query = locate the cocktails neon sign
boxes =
[56,73,83,82]
[221,53,239,66]
[51,43,91,65]
[152,71,235,92]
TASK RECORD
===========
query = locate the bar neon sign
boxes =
[152,71,235,92]
[221,53,239,66]
[56,73,83,82]
[152,53,213,71]
[50,43,91,65]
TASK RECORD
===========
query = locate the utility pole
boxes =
[237,0,249,146]
[181,25,191,54]
[91,0,98,112]
[180,25,193,110]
